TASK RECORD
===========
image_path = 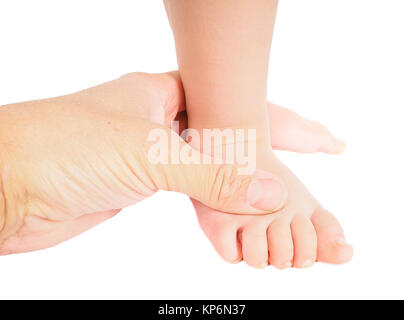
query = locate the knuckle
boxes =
[209,164,250,209]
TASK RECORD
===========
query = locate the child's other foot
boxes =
[268,103,345,155]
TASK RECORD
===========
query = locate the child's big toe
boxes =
[241,227,269,268]
[211,225,242,264]
[193,200,242,264]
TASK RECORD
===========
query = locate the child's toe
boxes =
[267,220,294,269]
[291,215,317,268]
[311,207,353,264]
[210,224,242,264]
[240,226,269,268]
[193,200,242,264]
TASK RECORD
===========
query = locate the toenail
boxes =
[301,260,314,268]
[258,262,268,269]
[335,140,346,154]
[232,257,242,264]
[336,238,349,246]
[279,262,292,269]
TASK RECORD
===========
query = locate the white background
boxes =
[0,0,403,299]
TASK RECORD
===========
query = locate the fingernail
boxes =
[247,178,286,212]
[149,104,165,125]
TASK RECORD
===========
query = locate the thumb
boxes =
[145,125,287,215]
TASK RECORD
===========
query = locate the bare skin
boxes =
[165,0,353,268]
[0,71,342,255]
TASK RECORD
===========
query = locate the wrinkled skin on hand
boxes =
[0,72,185,254]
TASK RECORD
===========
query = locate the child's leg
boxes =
[164,0,275,148]
[165,0,352,268]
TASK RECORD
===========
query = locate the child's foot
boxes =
[192,144,353,268]
[186,118,352,269]
[193,151,353,268]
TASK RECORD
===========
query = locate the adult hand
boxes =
[0,72,288,254]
